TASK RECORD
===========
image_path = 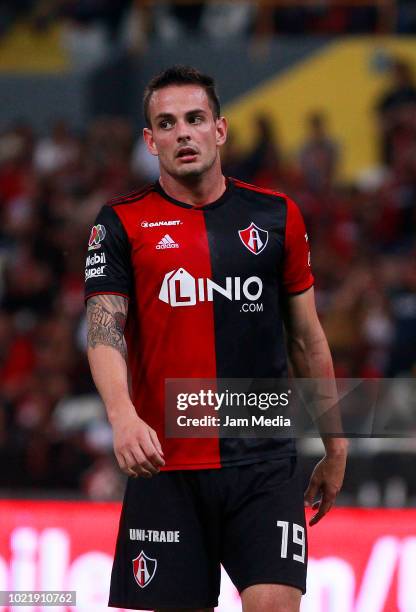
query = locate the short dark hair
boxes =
[143,65,220,127]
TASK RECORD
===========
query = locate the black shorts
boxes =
[109,457,307,610]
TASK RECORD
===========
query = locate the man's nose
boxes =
[176,120,191,141]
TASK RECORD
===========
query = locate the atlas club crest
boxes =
[132,551,157,588]
[239,222,268,255]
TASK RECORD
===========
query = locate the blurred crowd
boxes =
[0,51,415,498]
[1,0,416,44]
[220,60,416,383]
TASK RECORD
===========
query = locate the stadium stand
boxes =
[0,1,415,505]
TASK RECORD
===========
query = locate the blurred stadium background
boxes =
[0,1,416,610]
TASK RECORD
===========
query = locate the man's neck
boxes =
[159,165,226,207]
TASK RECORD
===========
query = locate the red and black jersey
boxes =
[85,178,314,470]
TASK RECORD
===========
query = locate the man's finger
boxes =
[117,450,136,474]
[148,428,165,462]
[142,436,165,468]
[140,458,160,475]
[129,446,159,475]
[304,478,320,507]
[126,454,152,478]
[136,467,153,478]
[309,488,337,526]
[123,449,141,471]
[115,451,126,471]
[309,501,333,526]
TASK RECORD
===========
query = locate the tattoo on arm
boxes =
[87,295,128,358]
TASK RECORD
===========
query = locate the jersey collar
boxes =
[154,177,233,210]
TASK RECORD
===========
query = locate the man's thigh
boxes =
[109,472,221,610]
[221,458,307,597]
[241,583,301,612]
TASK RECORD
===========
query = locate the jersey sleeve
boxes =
[282,197,314,294]
[84,205,132,301]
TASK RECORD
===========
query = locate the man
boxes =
[85,65,347,612]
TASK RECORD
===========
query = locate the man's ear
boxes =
[143,127,158,156]
[216,116,228,147]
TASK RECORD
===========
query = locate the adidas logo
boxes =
[156,234,179,250]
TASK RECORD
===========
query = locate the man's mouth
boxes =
[176,147,199,161]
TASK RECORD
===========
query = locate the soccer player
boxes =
[85,66,347,612]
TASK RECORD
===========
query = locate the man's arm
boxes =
[86,294,164,478]
[283,286,348,526]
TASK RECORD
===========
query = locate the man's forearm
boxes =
[86,294,135,423]
[287,330,334,380]
[86,293,164,476]
[287,327,347,454]
[87,345,136,423]
[284,285,347,523]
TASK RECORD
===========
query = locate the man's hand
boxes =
[111,410,165,478]
[304,444,347,526]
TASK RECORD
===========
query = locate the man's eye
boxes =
[160,120,173,129]
[189,116,202,124]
